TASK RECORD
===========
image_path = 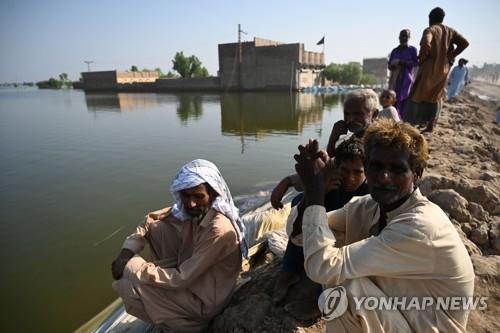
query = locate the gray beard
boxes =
[186,206,210,223]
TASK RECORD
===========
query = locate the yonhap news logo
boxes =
[318,286,488,322]
[318,286,349,320]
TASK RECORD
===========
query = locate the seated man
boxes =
[273,138,369,319]
[294,120,474,332]
[270,89,378,211]
[111,159,246,333]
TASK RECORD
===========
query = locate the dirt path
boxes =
[467,80,500,101]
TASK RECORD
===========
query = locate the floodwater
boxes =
[0,88,343,332]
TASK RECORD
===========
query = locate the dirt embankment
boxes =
[208,86,500,333]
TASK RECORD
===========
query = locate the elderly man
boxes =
[294,120,474,332]
[409,7,469,132]
[111,159,246,333]
[271,89,378,210]
[326,89,379,157]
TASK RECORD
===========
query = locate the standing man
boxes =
[447,58,470,100]
[111,159,246,333]
[409,7,469,132]
[388,29,418,118]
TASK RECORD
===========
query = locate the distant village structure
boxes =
[79,37,324,92]
[80,71,159,91]
[218,37,324,90]
[362,57,388,85]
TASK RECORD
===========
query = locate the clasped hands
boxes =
[294,139,329,206]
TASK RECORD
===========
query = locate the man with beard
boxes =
[111,159,246,333]
[270,89,378,210]
[326,89,379,157]
[294,120,474,332]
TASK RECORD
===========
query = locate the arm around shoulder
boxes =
[130,212,240,289]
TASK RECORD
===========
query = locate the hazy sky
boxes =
[1,0,499,82]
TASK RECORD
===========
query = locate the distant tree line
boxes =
[323,62,377,85]
[36,73,72,89]
[0,82,34,87]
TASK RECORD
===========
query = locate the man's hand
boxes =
[111,248,135,280]
[331,120,348,140]
[327,120,348,156]
[271,176,292,209]
[294,139,326,207]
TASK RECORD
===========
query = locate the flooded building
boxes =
[362,57,388,85]
[81,70,159,91]
[218,37,325,91]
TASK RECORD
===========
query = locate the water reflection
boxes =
[220,92,326,137]
[176,94,203,125]
[322,93,342,109]
[82,92,341,137]
[84,93,160,112]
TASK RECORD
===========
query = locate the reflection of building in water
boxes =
[220,92,325,138]
[84,93,159,112]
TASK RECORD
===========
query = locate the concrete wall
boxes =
[81,71,118,91]
[156,77,221,91]
[363,58,388,84]
[219,38,324,91]
[219,41,300,90]
[116,71,159,83]
[298,69,322,88]
[82,70,159,91]
[81,70,220,92]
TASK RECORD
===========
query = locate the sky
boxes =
[0,0,499,82]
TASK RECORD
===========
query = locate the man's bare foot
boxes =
[284,300,321,321]
[272,271,300,304]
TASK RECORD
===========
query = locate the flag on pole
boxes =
[316,36,325,45]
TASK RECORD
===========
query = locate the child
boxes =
[272,138,369,320]
[378,89,401,122]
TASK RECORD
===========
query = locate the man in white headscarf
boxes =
[111,159,246,332]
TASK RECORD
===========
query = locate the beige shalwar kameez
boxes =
[411,24,469,104]
[112,207,242,333]
[302,189,475,333]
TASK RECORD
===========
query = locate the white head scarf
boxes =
[170,159,248,258]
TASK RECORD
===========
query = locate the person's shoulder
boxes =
[346,193,375,208]
[210,210,238,236]
[392,195,453,240]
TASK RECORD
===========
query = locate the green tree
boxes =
[172,52,209,78]
[323,63,342,83]
[322,62,363,85]
[130,65,139,72]
[36,77,63,89]
[341,62,363,84]
[163,71,179,78]
[360,74,377,85]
